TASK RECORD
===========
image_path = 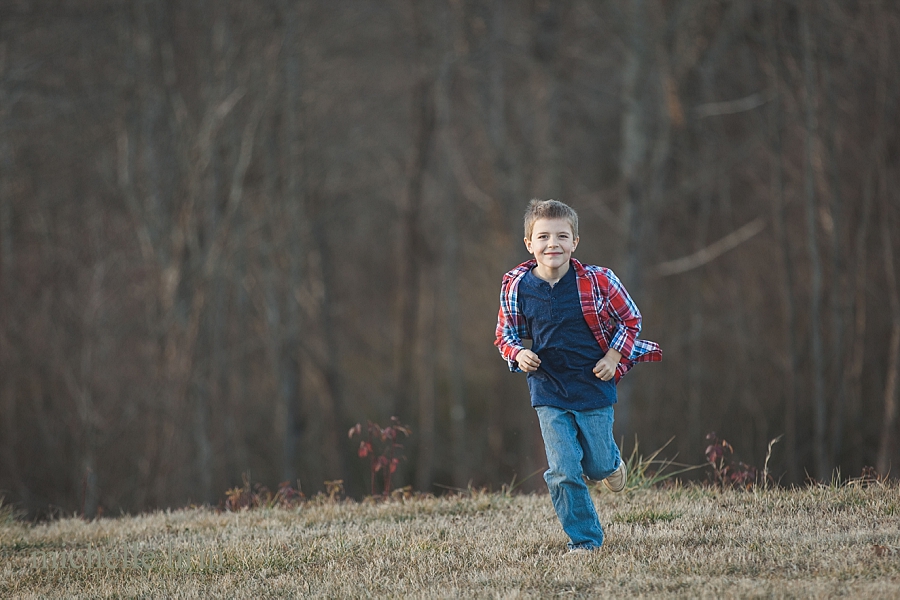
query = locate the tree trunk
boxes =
[414,270,437,492]
[277,0,305,487]
[531,1,562,197]
[618,0,653,435]
[0,125,24,503]
[304,217,347,482]
[434,44,468,488]
[876,159,900,475]
[484,0,518,484]
[392,77,435,428]
[823,51,847,465]
[800,1,828,480]
[766,1,799,482]
[684,199,713,461]
[394,5,437,493]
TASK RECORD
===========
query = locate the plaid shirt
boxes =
[495,258,662,382]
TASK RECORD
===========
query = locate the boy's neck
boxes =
[532,260,570,286]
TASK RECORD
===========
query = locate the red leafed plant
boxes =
[705,432,762,490]
[348,417,411,497]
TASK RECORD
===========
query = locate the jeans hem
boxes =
[567,541,602,551]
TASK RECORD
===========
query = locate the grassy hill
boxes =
[2,481,899,598]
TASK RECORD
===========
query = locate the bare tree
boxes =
[3,0,900,517]
[800,0,828,480]
[876,171,900,475]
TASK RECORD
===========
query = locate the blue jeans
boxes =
[535,405,621,550]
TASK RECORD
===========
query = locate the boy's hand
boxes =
[593,349,622,381]
[516,349,541,372]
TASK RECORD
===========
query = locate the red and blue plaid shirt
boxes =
[495,258,662,382]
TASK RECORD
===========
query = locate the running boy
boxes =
[494,199,661,552]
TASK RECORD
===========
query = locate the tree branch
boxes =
[653,217,766,277]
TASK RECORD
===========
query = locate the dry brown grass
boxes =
[2,482,899,598]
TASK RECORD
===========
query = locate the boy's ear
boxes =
[524,236,532,253]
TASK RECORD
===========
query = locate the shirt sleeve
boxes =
[494,274,527,372]
[604,269,642,360]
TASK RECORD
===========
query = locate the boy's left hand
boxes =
[593,349,622,381]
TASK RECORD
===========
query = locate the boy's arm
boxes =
[604,269,643,360]
[494,278,529,372]
[495,307,528,371]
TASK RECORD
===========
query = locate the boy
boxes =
[494,199,661,552]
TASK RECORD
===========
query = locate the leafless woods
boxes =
[0,1,898,517]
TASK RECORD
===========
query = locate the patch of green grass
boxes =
[613,436,705,491]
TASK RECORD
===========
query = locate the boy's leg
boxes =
[535,406,604,550]
[575,406,622,482]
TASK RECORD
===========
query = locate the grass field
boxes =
[2,481,900,598]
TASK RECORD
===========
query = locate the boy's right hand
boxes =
[516,349,541,372]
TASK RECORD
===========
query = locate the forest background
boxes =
[0,0,898,519]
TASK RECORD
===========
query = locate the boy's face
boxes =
[524,217,578,273]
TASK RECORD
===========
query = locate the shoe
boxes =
[603,459,627,492]
[564,547,596,557]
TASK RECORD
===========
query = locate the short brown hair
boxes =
[523,199,579,240]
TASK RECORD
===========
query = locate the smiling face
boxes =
[524,217,579,282]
